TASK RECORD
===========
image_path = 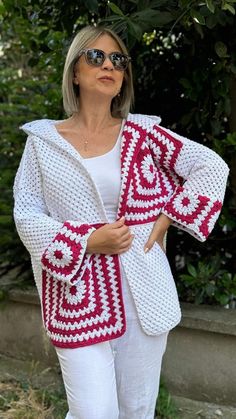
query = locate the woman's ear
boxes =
[73,62,79,85]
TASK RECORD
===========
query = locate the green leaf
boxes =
[180,274,195,283]
[222,3,235,15]
[0,3,6,15]
[179,0,190,7]
[127,20,143,40]
[206,14,218,29]
[190,10,206,25]
[187,264,198,278]
[195,289,205,304]
[230,64,236,75]
[108,2,125,16]
[131,9,174,28]
[194,22,204,38]
[217,294,229,306]
[179,77,192,89]
[205,283,215,296]
[100,15,122,23]
[144,0,169,6]
[0,216,12,225]
[206,0,215,13]
[215,41,228,57]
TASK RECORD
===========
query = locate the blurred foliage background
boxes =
[1,0,236,306]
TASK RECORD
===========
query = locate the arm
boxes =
[13,135,96,285]
[144,213,172,253]
[147,124,229,242]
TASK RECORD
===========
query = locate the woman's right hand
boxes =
[86,216,134,255]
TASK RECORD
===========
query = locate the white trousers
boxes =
[56,263,168,419]
[56,317,168,419]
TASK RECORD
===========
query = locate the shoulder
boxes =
[19,118,60,139]
[127,113,194,145]
[127,113,162,130]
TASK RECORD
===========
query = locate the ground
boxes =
[172,396,236,419]
[1,354,236,418]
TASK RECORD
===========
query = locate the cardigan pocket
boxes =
[42,253,126,348]
[42,259,96,337]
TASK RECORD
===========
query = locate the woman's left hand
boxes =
[144,213,172,253]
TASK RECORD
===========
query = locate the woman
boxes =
[13,26,229,419]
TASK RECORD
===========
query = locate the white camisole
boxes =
[82,128,122,223]
[82,123,138,319]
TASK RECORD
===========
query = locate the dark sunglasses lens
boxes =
[86,49,104,66]
[111,53,129,70]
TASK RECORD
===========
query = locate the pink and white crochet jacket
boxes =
[13,113,229,348]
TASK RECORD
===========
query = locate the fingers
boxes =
[111,217,131,233]
[111,216,126,228]
[144,235,165,254]
[143,215,170,253]
[143,224,158,253]
[123,235,135,247]
[117,236,135,254]
[120,229,132,241]
[144,229,163,253]
[104,217,135,254]
[144,237,156,253]
[110,217,132,240]
[143,216,169,253]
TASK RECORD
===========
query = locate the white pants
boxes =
[56,317,168,419]
[56,263,168,419]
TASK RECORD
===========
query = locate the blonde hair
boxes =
[62,26,134,118]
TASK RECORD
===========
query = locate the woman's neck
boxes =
[71,95,117,133]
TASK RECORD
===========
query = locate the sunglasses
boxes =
[78,48,131,71]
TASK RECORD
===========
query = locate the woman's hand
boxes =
[86,216,134,255]
[144,213,172,253]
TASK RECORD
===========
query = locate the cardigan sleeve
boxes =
[13,136,96,285]
[148,124,229,241]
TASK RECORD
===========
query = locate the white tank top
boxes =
[82,124,123,223]
[82,122,138,318]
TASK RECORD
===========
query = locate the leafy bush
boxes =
[178,254,236,307]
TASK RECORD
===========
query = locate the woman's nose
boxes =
[101,57,114,71]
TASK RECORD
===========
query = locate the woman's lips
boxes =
[98,76,114,82]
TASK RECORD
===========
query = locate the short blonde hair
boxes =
[62,26,134,118]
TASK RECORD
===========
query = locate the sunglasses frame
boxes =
[78,48,131,71]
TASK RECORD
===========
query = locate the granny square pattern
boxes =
[41,222,126,347]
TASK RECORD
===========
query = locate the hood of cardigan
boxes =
[20,113,162,138]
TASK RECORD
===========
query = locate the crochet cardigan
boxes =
[13,113,229,348]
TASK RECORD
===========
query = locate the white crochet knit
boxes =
[13,113,229,347]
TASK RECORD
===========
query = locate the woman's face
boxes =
[73,34,125,101]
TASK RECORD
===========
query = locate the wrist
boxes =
[156,213,172,233]
[86,232,97,254]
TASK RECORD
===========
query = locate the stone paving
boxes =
[172,396,236,419]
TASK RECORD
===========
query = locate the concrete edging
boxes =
[162,303,236,407]
[180,302,236,336]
